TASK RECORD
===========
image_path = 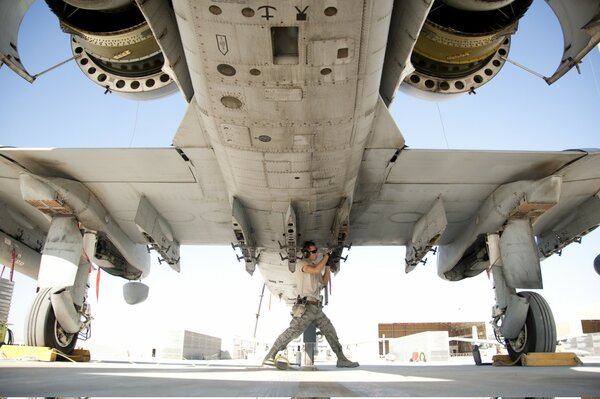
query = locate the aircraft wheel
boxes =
[505,291,556,361]
[25,287,78,354]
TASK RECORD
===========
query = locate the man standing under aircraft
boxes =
[262,241,359,368]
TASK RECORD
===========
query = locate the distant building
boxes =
[380,320,600,358]
[157,330,221,360]
[378,322,487,356]
[582,320,600,334]
[387,331,450,362]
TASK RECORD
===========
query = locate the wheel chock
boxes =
[69,348,91,362]
[0,345,57,361]
[520,352,581,366]
[493,352,581,366]
[0,345,90,362]
[492,354,514,366]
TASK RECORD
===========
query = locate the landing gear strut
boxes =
[24,216,92,355]
[487,231,557,362]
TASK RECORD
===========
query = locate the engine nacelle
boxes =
[45,0,177,100]
[401,0,532,100]
[441,0,517,11]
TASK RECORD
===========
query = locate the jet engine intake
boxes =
[401,0,532,99]
[45,0,177,99]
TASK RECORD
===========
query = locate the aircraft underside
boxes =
[1,0,600,362]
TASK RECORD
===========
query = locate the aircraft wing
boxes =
[0,147,233,246]
[350,148,600,275]
[3,145,597,258]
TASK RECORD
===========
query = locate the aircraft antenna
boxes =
[128,102,140,147]
[589,54,600,102]
[436,103,450,149]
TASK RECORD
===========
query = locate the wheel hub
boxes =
[54,320,75,348]
[508,324,528,353]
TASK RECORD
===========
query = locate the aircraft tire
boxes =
[25,287,78,355]
[505,291,556,361]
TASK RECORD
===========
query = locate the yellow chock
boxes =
[0,345,90,362]
[0,345,57,361]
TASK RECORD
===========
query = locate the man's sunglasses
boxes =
[308,249,318,254]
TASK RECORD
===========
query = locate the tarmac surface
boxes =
[0,357,599,397]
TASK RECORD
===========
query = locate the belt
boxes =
[296,297,321,306]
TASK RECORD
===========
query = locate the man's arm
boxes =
[320,265,331,286]
[301,254,329,274]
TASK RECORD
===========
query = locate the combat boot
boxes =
[336,355,359,368]
[262,347,279,365]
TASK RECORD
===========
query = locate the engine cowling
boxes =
[46,0,177,100]
[401,0,532,100]
[441,0,517,12]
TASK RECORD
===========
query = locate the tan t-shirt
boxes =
[295,258,323,301]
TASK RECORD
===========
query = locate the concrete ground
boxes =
[0,356,599,397]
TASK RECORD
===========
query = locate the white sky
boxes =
[1,1,599,356]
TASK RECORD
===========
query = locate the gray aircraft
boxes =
[1,0,599,362]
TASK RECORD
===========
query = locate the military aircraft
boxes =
[0,0,599,362]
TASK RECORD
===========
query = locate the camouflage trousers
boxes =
[269,303,344,357]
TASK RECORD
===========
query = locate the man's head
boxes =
[302,240,318,260]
